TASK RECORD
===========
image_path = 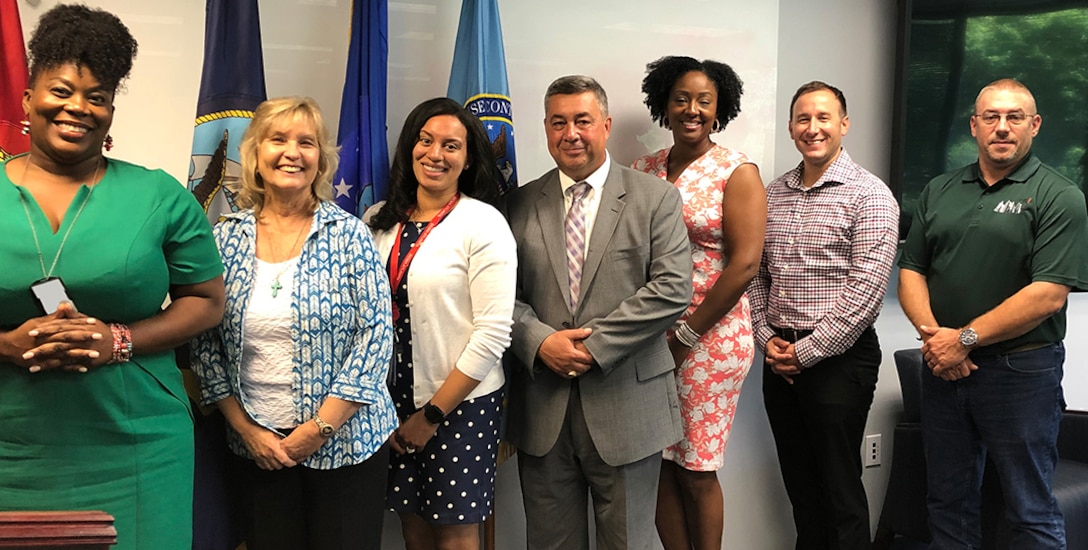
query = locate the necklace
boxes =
[16,156,103,278]
[261,213,310,298]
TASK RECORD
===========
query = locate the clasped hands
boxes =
[538,327,594,379]
[241,422,325,471]
[765,337,803,384]
[389,410,440,456]
[8,303,112,373]
[919,325,977,381]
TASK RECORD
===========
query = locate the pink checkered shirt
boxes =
[748,149,899,368]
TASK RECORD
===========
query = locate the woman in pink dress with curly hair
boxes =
[632,56,766,550]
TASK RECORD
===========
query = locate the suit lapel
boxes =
[533,173,574,310]
[578,163,625,311]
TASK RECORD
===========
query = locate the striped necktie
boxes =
[565,181,590,311]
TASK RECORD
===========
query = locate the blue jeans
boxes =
[921,343,1066,549]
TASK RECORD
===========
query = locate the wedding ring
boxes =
[406,446,416,454]
[567,370,577,378]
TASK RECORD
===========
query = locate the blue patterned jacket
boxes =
[191,201,395,469]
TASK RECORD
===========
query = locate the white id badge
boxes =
[30,277,76,315]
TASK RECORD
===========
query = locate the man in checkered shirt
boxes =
[748,81,899,549]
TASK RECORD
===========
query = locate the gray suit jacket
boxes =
[505,159,692,466]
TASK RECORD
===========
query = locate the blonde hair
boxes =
[235,96,339,213]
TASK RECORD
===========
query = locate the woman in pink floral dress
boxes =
[632,56,766,550]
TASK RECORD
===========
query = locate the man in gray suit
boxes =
[505,75,692,550]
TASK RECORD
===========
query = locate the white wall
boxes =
[15,0,1087,548]
[17,1,204,182]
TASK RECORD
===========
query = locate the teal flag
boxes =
[447,0,517,193]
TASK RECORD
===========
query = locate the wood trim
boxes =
[0,511,116,549]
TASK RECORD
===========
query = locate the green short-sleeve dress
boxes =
[0,156,223,550]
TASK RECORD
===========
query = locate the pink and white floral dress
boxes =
[632,144,756,471]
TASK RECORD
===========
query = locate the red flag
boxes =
[1,0,30,161]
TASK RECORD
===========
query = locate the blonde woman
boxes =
[192,97,395,550]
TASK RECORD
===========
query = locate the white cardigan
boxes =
[368,196,516,407]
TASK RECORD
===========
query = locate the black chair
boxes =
[873,349,931,548]
[875,348,1088,549]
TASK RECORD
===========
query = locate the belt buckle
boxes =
[777,327,803,342]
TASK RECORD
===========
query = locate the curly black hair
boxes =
[641,56,743,133]
[367,98,502,232]
[26,3,138,92]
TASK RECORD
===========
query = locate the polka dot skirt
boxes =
[387,390,502,524]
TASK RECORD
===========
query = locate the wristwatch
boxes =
[312,414,335,438]
[422,402,446,425]
[958,327,980,349]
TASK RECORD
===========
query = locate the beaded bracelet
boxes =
[108,323,133,364]
[674,321,702,348]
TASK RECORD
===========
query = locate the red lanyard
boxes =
[389,193,460,322]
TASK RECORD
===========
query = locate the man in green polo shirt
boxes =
[898,78,1088,548]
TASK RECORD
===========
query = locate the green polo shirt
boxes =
[899,152,1088,354]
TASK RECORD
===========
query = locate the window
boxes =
[893,0,1088,228]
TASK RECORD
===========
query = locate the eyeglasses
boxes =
[973,112,1035,126]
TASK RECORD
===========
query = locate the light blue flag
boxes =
[447,0,517,193]
[333,0,390,216]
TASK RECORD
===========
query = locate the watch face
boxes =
[424,403,445,424]
[320,425,335,436]
[960,329,979,347]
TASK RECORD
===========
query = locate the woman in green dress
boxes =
[0,5,225,549]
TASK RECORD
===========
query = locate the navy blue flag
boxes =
[447,0,517,193]
[184,2,265,548]
[187,0,267,225]
[333,0,390,216]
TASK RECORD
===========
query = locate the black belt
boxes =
[771,326,813,342]
[970,341,1055,359]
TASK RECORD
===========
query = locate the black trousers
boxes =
[230,442,390,550]
[763,327,880,550]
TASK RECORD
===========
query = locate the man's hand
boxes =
[537,328,594,378]
[919,325,969,373]
[765,336,802,384]
[932,356,978,381]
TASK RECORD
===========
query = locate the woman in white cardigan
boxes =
[365,97,516,550]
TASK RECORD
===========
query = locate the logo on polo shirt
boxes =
[994,200,1025,214]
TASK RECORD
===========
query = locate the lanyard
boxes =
[16,158,101,279]
[389,193,460,323]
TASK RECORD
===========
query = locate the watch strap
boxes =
[422,402,446,425]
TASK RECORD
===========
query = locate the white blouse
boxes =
[239,257,298,428]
